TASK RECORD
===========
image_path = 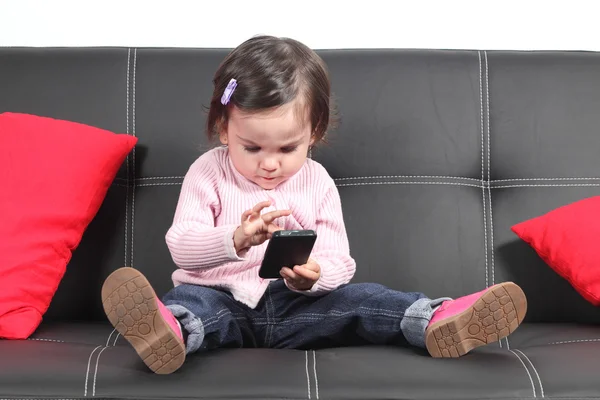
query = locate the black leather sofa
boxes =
[1,47,599,400]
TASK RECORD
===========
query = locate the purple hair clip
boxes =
[220,78,237,105]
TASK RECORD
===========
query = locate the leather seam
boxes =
[124,47,131,268]
[485,50,495,290]
[27,337,66,343]
[106,328,120,347]
[337,181,482,188]
[83,346,102,397]
[548,338,600,345]
[305,350,311,399]
[495,183,600,188]
[515,349,545,398]
[312,350,320,399]
[92,347,109,397]
[479,50,489,291]
[494,177,600,182]
[114,175,600,183]
[335,175,481,182]
[121,181,600,189]
[484,50,505,348]
[508,349,537,398]
[130,48,137,269]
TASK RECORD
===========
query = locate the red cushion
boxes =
[0,112,136,339]
[511,196,600,306]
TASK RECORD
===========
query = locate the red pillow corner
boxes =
[0,112,137,339]
[511,195,600,306]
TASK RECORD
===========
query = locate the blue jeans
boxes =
[163,281,448,354]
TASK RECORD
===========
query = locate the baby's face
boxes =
[222,101,313,190]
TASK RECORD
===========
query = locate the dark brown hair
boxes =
[206,35,337,144]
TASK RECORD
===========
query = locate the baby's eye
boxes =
[244,147,260,153]
[280,146,298,154]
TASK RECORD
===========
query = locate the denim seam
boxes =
[203,309,233,329]
[250,309,405,324]
[252,313,405,326]
[200,308,230,327]
[267,285,276,347]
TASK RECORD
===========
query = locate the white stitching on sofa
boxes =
[485,51,496,290]
[515,349,544,398]
[335,175,481,182]
[106,328,116,347]
[126,174,600,183]
[479,51,489,290]
[137,181,485,189]
[495,184,600,189]
[27,337,66,343]
[137,176,185,180]
[125,48,131,268]
[130,48,137,269]
[508,350,536,398]
[305,351,311,399]
[336,181,482,189]
[494,177,600,183]
[137,182,182,187]
[92,346,109,396]
[126,48,130,148]
[485,50,505,348]
[312,350,319,399]
[548,338,600,345]
[133,181,600,189]
[106,328,120,347]
[84,345,102,397]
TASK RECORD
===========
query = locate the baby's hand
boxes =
[233,200,291,253]
[281,259,321,291]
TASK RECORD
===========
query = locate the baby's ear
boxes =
[216,118,229,144]
[219,132,228,145]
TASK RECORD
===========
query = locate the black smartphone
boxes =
[259,230,317,279]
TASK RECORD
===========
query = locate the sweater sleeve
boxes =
[165,156,244,269]
[286,181,357,295]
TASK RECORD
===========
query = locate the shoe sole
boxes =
[101,267,186,374]
[425,282,527,358]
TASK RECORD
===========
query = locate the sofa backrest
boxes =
[1,48,599,324]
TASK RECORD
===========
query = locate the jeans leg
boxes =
[264,281,435,349]
[401,296,451,348]
[162,284,255,354]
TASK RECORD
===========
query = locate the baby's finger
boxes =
[261,209,292,224]
[303,262,320,272]
[280,267,299,280]
[293,265,319,281]
[241,209,253,222]
[252,200,273,214]
[280,269,291,280]
[267,224,283,235]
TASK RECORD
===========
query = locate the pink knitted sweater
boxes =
[166,147,356,308]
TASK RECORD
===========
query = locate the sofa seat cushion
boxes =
[1,322,599,399]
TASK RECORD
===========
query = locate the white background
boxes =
[1,0,598,50]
